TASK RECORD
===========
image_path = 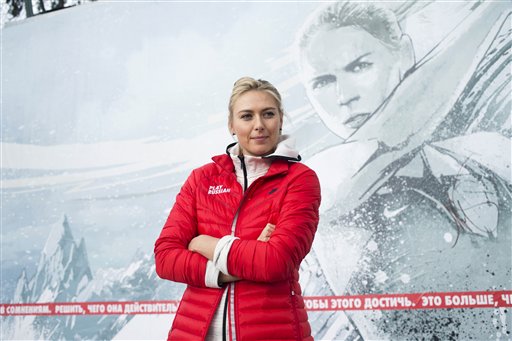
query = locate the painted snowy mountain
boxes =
[4,216,183,340]
[29,215,92,304]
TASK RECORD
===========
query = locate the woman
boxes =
[154,77,321,340]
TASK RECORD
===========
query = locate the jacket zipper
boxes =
[222,155,248,341]
[290,288,302,340]
[222,286,229,341]
[238,155,248,191]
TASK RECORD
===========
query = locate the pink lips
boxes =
[251,136,268,140]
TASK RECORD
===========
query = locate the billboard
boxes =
[2,1,511,339]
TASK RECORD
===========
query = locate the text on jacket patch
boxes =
[208,185,231,195]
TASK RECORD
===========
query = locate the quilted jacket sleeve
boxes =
[154,168,209,288]
[227,166,321,282]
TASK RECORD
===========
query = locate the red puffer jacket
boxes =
[154,151,320,341]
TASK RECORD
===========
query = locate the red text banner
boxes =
[1,300,180,316]
[2,290,511,316]
[304,290,512,311]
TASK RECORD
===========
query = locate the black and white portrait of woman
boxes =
[297,1,511,340]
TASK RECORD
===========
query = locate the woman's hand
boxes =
[257,223,275,242]
[219,223,274,285]
[188,235,219,260]
[190,223,273,283]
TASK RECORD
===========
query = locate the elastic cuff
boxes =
[213,235,238,275]
[205,260,222,288]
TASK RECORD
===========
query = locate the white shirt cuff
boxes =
[205,260,222,288]
[213,235,238,275]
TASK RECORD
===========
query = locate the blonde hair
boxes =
[228,77,283,125]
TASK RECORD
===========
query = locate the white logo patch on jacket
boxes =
[208,185,231,195]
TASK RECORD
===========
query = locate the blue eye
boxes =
[263,111,276,118]
[240,113,252,120]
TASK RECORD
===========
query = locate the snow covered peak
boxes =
[12,269,30,304]
[8,218,181,340]
[42,215,74,256]
[30,215,92,303]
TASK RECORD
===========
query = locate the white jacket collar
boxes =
[226,135,301,162]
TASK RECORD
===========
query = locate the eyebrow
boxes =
[308,52,374,86]
[308,74,336,87]
[237,107,278,114]
[344,52,372,71]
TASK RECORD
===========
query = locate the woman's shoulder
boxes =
[288,160,318,177]
[281,162,320,190]
[193,162,219,176]
[192,154,232,176]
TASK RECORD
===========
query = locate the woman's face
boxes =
[229,90,283,157]
[300,26,404,140]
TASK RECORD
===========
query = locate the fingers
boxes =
[265,223,276,231]
[188,236,198,252]
[257,223,276,242]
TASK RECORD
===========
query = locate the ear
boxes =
[228,121,234,135]
[398,34,415,80]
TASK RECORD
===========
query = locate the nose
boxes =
[336,79,360,107]
[253,114,264,131]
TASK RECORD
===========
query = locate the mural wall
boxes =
[1,1,511,340]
